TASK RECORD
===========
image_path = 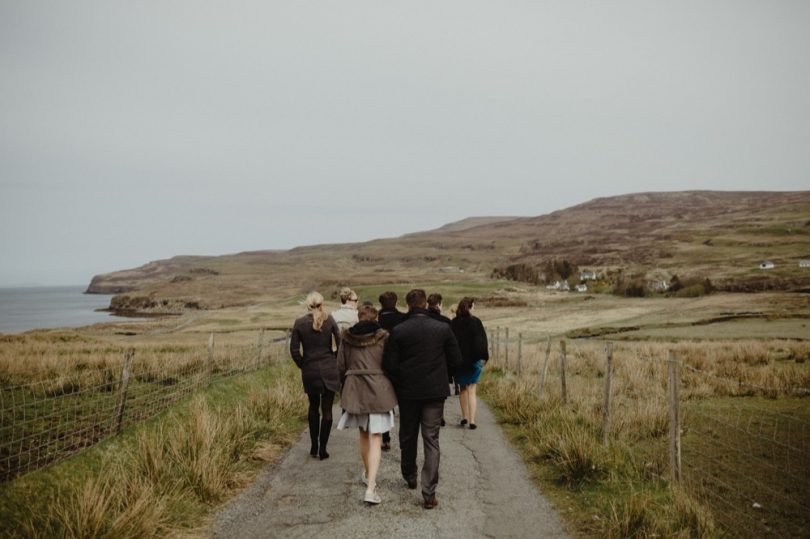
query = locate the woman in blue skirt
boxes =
[450,297,489,429]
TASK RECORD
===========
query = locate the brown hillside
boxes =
[87,191,810,313]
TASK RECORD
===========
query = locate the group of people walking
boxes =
[289,287,489,508]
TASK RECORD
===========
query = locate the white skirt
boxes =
[337,409,395,434]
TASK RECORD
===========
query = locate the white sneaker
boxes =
[364,489,381,505]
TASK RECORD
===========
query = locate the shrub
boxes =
[607,490,656,538]
[548,422,605,486]
[675,284,707,298]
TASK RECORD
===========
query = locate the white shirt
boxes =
[330,305,359,334]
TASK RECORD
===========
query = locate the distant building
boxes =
[546,281,570,291]
[759,261,775,270]
[580,271,597,281]
[439,266,463,273]
[647,280,669,292]
[575,284,588,292]
[800,260,810,268]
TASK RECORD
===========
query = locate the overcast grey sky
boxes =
[1,1,808,286]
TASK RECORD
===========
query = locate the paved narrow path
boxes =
[212,396,569,538]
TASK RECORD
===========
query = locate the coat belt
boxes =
[345,368,385,376]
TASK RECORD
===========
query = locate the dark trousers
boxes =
[399,398,444,500]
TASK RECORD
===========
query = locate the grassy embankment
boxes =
[480,338,810,537]
[0,360,305,538]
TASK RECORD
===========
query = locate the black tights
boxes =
[307,391,334,421]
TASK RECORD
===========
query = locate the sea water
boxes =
[0,286,120,334]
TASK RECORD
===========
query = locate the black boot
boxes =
[318,419,333,460]
[308,412,320,458]
[382,430,391,451]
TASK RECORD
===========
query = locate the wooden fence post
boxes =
[255,329,264,369]
[207,333,215,384]
[517,333,523,376]
[495,327,500,365]
[538,336,552,397]
[668,350,681,483]
[602,342,613,445]
[560,340,568,404]
[114,349,134,434]
[505,327,510,371]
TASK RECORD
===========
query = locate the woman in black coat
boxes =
[450,297,489,429]
[290,291,341,459]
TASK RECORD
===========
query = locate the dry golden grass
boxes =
[1,363,305,539]
[0,329,290,387]
[483,336,810,537]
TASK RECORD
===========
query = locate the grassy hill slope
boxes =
[86,191,810,313]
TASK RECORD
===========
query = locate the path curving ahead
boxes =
[212,396,569,538]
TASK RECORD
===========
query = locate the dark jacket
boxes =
[427,307,451,325]
[378,308,407,331]
[290,314,341,394]
[336,322,397,414]
[383,308,462,401]
[450,315,489,370]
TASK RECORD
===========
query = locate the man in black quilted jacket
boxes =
[383,288,462,509]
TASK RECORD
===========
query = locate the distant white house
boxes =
[760,260,775,270]
[800,259,810,268]
[647,280,669,292]
[546,281,570,291]
[575,284,588,292]
[580,271,597,281]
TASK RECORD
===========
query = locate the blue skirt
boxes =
[455,359,485,385]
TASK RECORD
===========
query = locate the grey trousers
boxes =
[398,398,444,500]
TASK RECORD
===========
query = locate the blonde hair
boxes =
[339,287,357,304]
[306,291,327,331]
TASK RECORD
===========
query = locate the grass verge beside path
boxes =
[0,362,305,538]
[480,367,715,538]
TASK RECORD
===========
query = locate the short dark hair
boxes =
[427,293,443,308]
[456,297,475,317]
[358,304,378,322]
[378,291,398,310]
[405,289,427,309]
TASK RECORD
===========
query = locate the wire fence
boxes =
[0,330,290,482]
[485,327,810,538]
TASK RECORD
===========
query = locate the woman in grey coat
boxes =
[290,291,341,459]
[336,304,397,505]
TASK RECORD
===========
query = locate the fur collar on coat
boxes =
[341,327,388,348]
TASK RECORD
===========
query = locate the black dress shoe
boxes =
[405,476,417,489]
[423,496,438,509]
[460,419,468,427]
[469,423,477,430]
